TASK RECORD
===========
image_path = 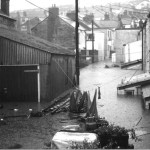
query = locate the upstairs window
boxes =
[86,33,94,41]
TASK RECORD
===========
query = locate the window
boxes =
[21,25,27,31]
[0,0,1,9]
[108,30,112,40]
[86,33,94,41]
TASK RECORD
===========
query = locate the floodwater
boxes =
[79,61,150,129]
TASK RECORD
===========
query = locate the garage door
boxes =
[0,65,39,102]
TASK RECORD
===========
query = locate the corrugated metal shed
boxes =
[0,27,75,56]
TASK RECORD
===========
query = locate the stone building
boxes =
[31,5,75,50]
[0,0,16,29]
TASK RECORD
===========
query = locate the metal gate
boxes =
[0,65,39,102]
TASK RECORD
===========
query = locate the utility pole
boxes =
[75,0,80,85]
[142,27,143,71]
[92,20,94,63]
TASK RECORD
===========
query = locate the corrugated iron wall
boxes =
[40,55,75,101]
[49,55,75,100]
[0,37,51,65]
[0,36,76,102]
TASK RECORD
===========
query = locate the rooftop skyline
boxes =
[10,0,130,11]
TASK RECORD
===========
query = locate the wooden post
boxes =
[37,65,40,103]
[92,20,94,63]
[149,18,150,72]
[142,28,143,70]
[75,0,80,85]
[85,31,87,58]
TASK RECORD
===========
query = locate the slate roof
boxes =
[0,27,75,56]
[95,20,119,29]
[0,11,16,21]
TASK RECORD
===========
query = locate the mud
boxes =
[0,109,78,149]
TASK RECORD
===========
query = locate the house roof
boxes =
[95,20,119,29]
[0,27,75,56]
[131,0,149,6]
[31,17,48,30]
[59,16,91,31]
[22,17,40,26]
[121,18,132,25]
[0,11,16,21]
[21,17,41,30]
[10,9,46,19]
[32,15,91,32]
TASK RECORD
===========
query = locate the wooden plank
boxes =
[37,65,40,103]
[118,73,150,90]
[121,59,142,69]
[24,70,39,73]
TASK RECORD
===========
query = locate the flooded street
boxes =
[79,61,150,129]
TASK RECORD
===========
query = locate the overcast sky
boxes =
[10,0,130,11]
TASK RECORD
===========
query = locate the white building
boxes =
[124,40,142,63]
[79,29,105,61]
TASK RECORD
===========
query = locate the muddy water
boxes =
[79,61,150,129]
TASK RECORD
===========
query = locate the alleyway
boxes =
[79,60,150,149]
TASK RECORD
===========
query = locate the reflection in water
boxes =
[79,61,150,129]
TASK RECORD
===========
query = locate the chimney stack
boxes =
[47,4,59,42]
[1,0,10,16]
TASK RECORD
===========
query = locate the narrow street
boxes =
[79,60,150,149]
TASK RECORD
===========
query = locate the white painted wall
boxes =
[124,40,142,63]
[112,53,116,63]
[84,30,105,61]
[79,30,86,50]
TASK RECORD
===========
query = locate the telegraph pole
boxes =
[142,27,143,70]
[75,0,80,85]
[92,20,94,63]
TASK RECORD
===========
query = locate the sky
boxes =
[10,0,130,11]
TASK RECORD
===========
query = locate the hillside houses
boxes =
[9,1,150,63]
